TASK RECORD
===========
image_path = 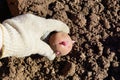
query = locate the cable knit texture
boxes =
[0,13,70,60]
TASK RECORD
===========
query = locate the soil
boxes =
[0,0,120,80]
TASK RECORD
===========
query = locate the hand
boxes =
[47,53,56,60]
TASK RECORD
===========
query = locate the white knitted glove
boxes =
[0,13,69,60]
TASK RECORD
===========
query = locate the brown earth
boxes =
[0,0,120,80]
